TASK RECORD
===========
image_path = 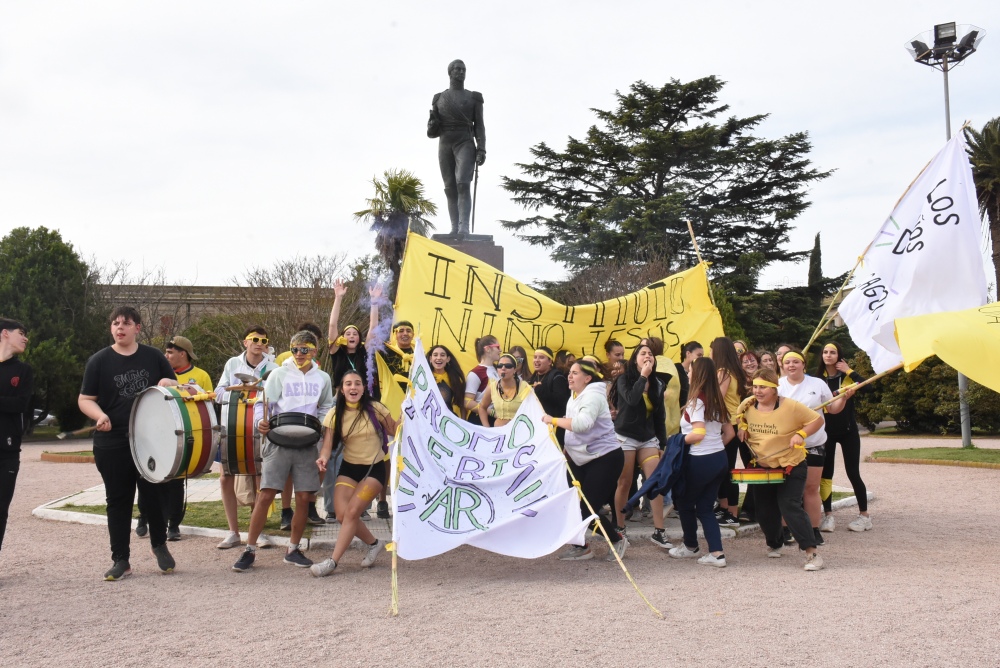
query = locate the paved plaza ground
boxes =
[2,435,999,667]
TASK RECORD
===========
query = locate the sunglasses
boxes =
[290,346,315,355]
[245,337,269,345]
[495,362,516,370]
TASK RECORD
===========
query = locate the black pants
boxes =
[137,478,185,528]
[0,451,19,552]
[753,462,816,550]
[568,448,624,544]
[718,434,751,507]
[822,428,868,513]
[94,447,168,561]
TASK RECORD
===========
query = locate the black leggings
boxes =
[718,434,753,508]
[0,452,19,552]
[821,428,868,513]
[568,448,625,544]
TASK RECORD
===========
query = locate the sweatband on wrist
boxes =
[796,430,808,439]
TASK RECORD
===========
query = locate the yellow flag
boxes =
[394,232,725,373]
[894,304,1000,393]
[376,351,407,420]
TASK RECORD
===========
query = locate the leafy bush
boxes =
[853,352,1000,434]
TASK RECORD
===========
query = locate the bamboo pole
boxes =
[802,253,866,356]
[686,219,715,307]
[811,363,904,412]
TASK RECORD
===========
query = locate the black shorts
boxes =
[806,446,826,467]
[337,459,387,486]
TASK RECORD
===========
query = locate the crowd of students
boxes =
[1,286,874,580]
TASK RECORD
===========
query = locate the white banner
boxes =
[390,340,591,560]
[839,133,988,372]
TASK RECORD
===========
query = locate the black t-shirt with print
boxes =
[81,344,176,449]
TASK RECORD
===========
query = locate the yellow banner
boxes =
[895,303,1000,394]
[393,233,724,373]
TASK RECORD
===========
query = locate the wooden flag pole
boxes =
[811,363,903,412]
[686,219,715,307]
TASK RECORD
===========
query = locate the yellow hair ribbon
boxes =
[534,348,554,361]
[752,378,779,388]
[783,351,805,363]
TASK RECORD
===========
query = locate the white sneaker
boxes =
[557,545,593,561]
[310,558,337,578]
[848,515,873,532]
[819,514,836,533]
[257,533,275,549]
[668,544,700,559]
[766,545,783,558]
[216,531,241,550]
[804,552,824,571]
[605,536,629,562]
[698,553,727,568]
[361,539,385,568]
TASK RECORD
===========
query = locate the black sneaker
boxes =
[782,527,796,545]
[135,516,148,538]
[232,547,256,572]
[376,501,390,519]
[714,506,726,521]
[307,504,325,526]
[650,529,674,549]
[718,512,739,528]
[151,544,176,574]
[167,525,181,541]
[737,511,754,523]
[283,548,313,568]
[104,560,132,581]
[813,528,825,547]
[279,508,293,531]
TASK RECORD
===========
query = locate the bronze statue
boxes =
[427,59,485,237]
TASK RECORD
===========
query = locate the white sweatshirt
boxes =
[563,381,620,466]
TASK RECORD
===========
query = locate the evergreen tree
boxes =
[808,233,823,288]
[501,77,831,280]
[964,118,1000,293]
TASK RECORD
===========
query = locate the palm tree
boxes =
[354,169,437,299]
[965,118,1000,292]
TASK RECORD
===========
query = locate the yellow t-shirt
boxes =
[723,371,742,425]
[174,366,213,393]
[742,397,820,468]
[322,402,392,465]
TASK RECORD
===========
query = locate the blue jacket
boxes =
[623,432,687,513]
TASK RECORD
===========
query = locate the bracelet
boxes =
[796,429,808,439]
[738,422,748,431]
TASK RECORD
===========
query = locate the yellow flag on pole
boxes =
[376,351,407,420]
[894,304,1000,393]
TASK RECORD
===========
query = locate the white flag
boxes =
[839,134,988,373]
[390,340,591,560]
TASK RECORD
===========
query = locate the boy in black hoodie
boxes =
[0,317,32,556]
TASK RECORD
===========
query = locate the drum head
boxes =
[130,387,182,483]
[268,412,322,448]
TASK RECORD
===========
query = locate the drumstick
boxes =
[57,426,98,440]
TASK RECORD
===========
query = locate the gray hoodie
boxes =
[563,380,619,466]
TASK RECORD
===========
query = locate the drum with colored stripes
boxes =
[731,467,786,485]
[219,391,262,475]
[129,385,219,483]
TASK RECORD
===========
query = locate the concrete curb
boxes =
[868,457,1000,470]
[733,492,876,536]
[40,452,95,464]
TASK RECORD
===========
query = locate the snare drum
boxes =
[129,385,219,483]
[731,468,786,485]
[267,412,322,448]
[220,391,262,475]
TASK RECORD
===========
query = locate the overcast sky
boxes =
[1,1,997,295]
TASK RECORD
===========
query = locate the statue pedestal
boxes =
[430,234,504,271]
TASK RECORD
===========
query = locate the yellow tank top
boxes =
[493,381,532,420]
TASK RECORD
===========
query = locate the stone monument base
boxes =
[431,234,504,271]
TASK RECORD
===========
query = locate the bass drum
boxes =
[129,385,219,483]
[220,390,262,475]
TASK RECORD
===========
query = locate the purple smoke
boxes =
[365,275,394,393]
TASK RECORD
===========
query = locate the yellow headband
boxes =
[822,344,838,353]
[783,351,805,363]
[534,349,554,361]
[294,343,317,350]
[333,327,360,348]
[577,359,604,379]
[753,378,779,388]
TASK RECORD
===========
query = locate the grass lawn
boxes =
[24,426,61,442]
[59,500,310,537]
[866,428,999,439]
[870,447,1000,464]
